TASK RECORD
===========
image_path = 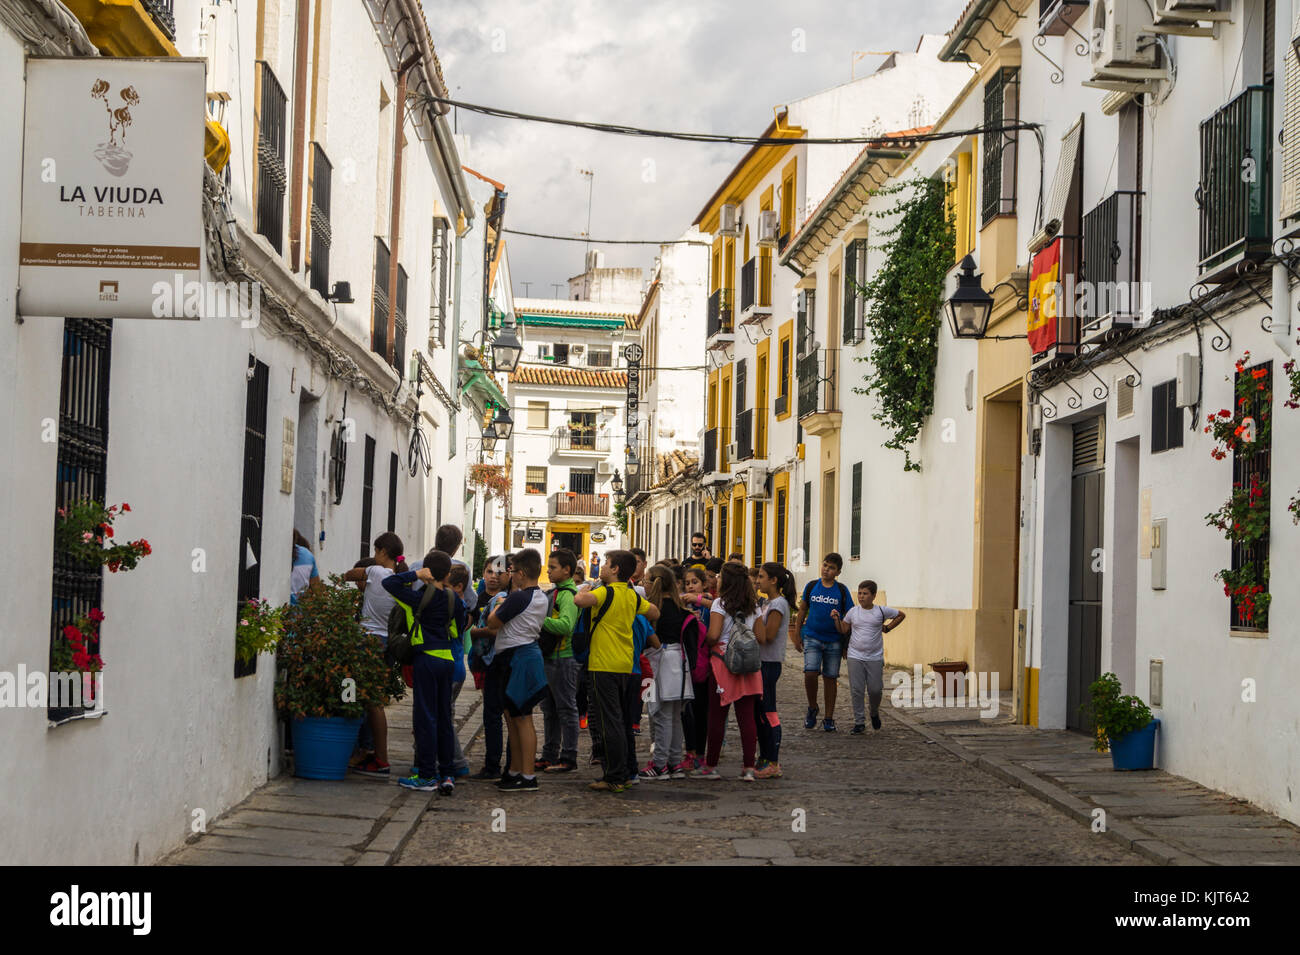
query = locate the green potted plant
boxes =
[276,577,405,779]
[1086,672,1159,770]
[236,597,285,667]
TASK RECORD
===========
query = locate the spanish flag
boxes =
[1028,239,1060,357]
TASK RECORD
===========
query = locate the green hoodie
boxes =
[541,577,580,660]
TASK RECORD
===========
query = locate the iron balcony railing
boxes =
[1081,190,1143,321]
[736,408,754,461]
[142,0,175,40]
[1198,85,1273,273]
[551,491,610,518]
[702,427,718,473]
[740,258,757,313]
[707,288,734,338]
[797,348,840,419]
[551,426,610,454]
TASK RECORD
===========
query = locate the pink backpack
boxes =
[685,613,711,683]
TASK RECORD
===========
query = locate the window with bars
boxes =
[371,238,390,361]
[393,264,408,378]
[843,239,867,345]
[775,486,787,564]
[1151,380,1184,453]
[588,346,613,367]
[49,319,113,718]
[850,462,863,559]
[255,61,288,254]
[387,451,398,532]
[719,504,728,559]
[982,66,1020,224]
[308,142,332,298]
[526,466,547,495]
[1230,362,1272,630]
[752,500,764,564]
[430,217,450,348]
[236,356,269,677]
[797,290,815,354]
[361,435,376,560]
[778,336,792,416]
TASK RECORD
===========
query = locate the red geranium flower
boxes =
[88,608,105,623]
[121,503,131,512]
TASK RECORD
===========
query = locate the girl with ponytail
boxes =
[752,562,795,778]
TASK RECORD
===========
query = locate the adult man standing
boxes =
[682,532,710,571]
[792,553,852,732]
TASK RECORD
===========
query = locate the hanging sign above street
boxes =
[18,58,207,320]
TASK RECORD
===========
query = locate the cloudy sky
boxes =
[428,0,967,297]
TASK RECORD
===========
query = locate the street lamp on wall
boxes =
[492,405,514,441]
[611,469,624,501]
[491,321,524,374]
[945,254,1029,341]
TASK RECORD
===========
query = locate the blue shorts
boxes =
[803,636,842,678]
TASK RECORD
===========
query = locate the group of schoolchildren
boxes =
[290,524,907,797]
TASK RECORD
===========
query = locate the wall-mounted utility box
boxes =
[1150,658,1163,708]
[1175,353,1199,407]
[1151,517,1167,590]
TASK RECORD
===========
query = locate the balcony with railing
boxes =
[796,348,841,436]
[707,288,734,345]
[1037,0,1088,35]
[551,491,610,518]
[739,258,771,324]
[1081,190,1143,341]
[551,426,609,455]
[142,0,175,40]
[1198,85,1273,277]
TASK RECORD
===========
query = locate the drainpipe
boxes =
[388,52,422,372]
[288,0,311,272]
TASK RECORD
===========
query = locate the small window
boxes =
[1151,380,1183,454]
[553,343,569,365]
[527,401,549,431]
[588,346,613,367]
[537,344,551,360]
[525,466,547,495]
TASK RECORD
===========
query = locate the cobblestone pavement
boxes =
[396,655,1147,866]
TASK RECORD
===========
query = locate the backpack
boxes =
[722,613,762,675]
[683,613,711,683]
[387,585,452,666]
[538,585,574,658]
[570,587,617,665]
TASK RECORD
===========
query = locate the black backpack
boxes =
[386,585,451,665]
[570,587,617,665]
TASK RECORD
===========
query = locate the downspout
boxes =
[287,0,311,272]
[388,52,422,373]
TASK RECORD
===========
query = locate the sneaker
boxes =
[408,765,419,777]
[823,718,837,733]
[588,779,629,793]
[513,775,539,793]
[638,764,671,781]
[753,762,783,779]
[872,714,882,730]
[496,774,522,792]
[438,777,455,796]
[738,768,755,782]
[670,761,692,779]
[471,767,500,780]
[453,765,471,778]
[398,775,438,792]
[353,758,390,778]
[804,706,819,729]
[632,723,641,735]
[851,723,867,735]
[534,758,553,772]
[696,765,723,781]
[579,714,589,729]
[545,758,578,773]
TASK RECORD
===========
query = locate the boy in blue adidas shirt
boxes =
[792,553,853,732]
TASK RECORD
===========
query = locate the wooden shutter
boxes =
[1282,2,1300,218]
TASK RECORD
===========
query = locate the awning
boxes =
[1030,116,1083,253]
[516,312,627,330]
[458,357,508,412]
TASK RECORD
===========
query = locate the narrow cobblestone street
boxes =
[395,658,1146,866]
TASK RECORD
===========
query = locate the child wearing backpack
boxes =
[700,561,764,781]
[792,553,853,733]
[342,532,405,778]
[383,550,467,795]
[537,549,581,773]
[753,562,796,779]
[637,566,697,780]
[681,566,712,770]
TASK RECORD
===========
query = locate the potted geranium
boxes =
[1086,672,1159,770]
[276,577,405,780]
[50,608,106,709]
[236,597,285,667]
[56,500,152,573]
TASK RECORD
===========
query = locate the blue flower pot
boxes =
[1109,718,1159,771]
[291,716,364,780]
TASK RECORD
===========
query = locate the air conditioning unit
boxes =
[597,461,613,475]
[718,203,741,238]
[725,441,739,461]
[1153,0,1231,24]
[1091,0,1158,75]
[757,209,780,248]
[745,466,769,500]
[571,344,585,354]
